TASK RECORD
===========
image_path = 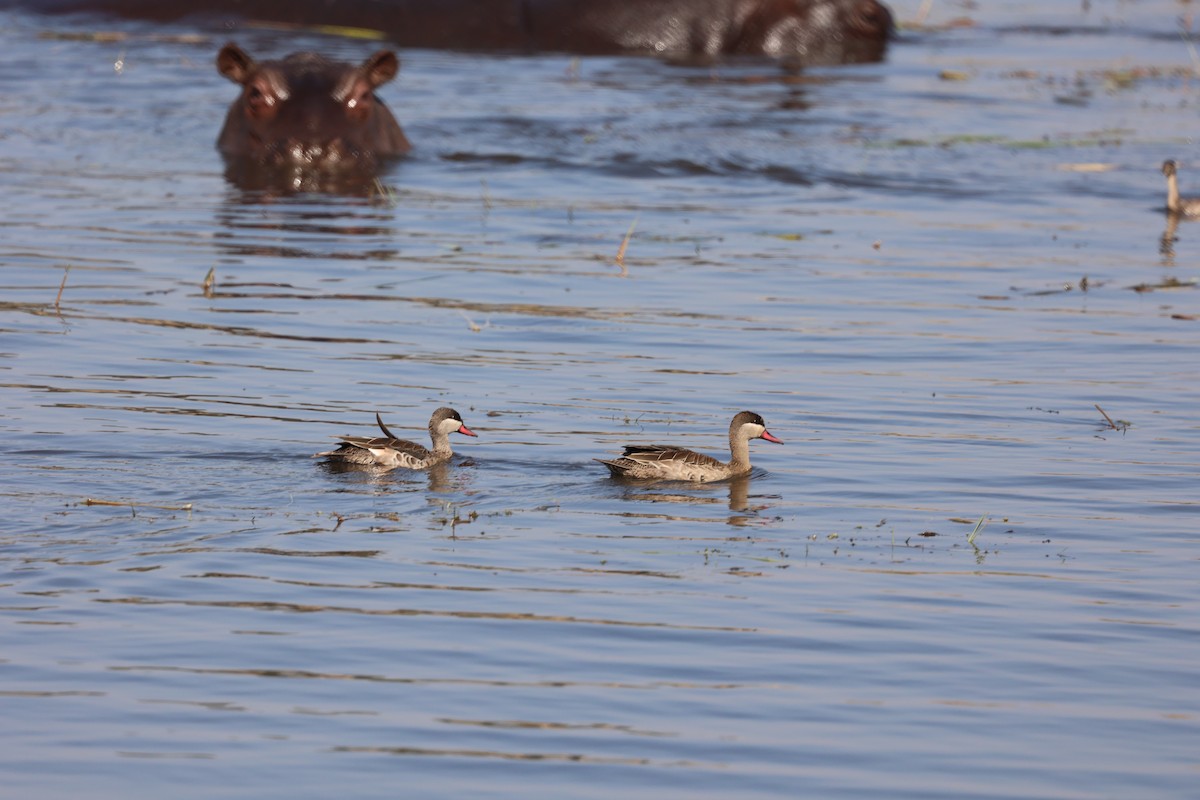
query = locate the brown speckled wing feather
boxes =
[618,445,723,469]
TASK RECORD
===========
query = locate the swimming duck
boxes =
[1162,160,1200,216]
[315,408,476,470]
[596,410,783,482]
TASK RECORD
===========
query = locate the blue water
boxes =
[1,1,1198,797]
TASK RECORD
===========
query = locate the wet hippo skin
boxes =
[215,43,410,169]
[12,0,893,63]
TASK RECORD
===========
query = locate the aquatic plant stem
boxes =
[967,515,986,546]
[615,215,638,276]
[55,266,70,310]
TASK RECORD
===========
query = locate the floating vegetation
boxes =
[55,266,70,311]
[459,310,487,332]
[1023,276,1095,297]
[38,30,208,44]
[966,515,987,546]
[1056,163,1116,173]
[1094,404,1130,433]
[1129,276,1197,293]
[243,20,386,41]
[84,497,193,512]
[868,130,1130,150]
[615,216,638,277]
[369,178,398,208]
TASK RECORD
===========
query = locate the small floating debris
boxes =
[459,310,486,332]
[1130,276,1197,293]
[1057,163,1116,173]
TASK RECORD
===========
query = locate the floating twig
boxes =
[85,497,194,511]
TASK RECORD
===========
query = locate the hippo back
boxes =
[12,0,891,63]
[522,0,891,61]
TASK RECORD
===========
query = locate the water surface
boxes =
[1,2,1198,797]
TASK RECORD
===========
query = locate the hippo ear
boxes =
[216,43,256,85]
[362,51,400,88]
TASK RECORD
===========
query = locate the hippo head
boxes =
[732,0,893,62]
[215,43,411,173]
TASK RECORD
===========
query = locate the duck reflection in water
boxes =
[1160,160,1200,262]
[611,473,781,527]
[320,457,471,494]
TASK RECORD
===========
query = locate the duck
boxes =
[596,410,783,482]
[1162,160,1200,216]
[315,407,477,470]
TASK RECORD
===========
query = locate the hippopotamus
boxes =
[9,0,892,64]
[215,43,410,171]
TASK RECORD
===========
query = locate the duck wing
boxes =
[316,434,431,468]
[617,444,724,469]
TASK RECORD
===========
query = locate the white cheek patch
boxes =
[739,423,765,439]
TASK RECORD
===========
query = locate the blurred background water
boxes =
[1,1,1198,797]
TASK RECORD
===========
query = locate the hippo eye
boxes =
[245,82,277,115]
[342,85,373,121]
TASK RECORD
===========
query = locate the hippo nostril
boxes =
[281,139,321,165]
[270,137,364,168]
